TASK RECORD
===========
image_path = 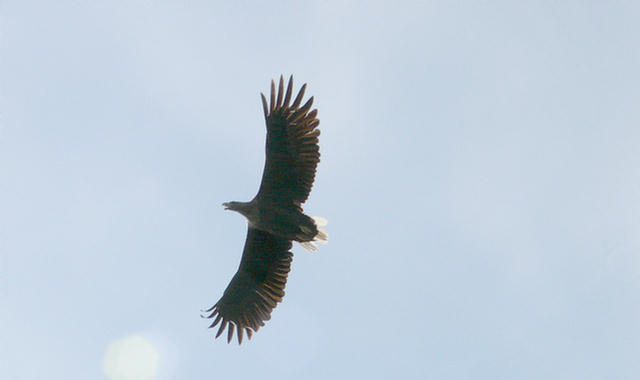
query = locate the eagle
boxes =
[202,76,328,344]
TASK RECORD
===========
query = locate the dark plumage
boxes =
[202,76,327,344]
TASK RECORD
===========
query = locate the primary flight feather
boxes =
[202,76,327,344]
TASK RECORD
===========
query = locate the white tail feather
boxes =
[299,216,328,252]
[312,216,328,243]
[315,228,328,242]
[312,216,328,226]
[300,241,318,252]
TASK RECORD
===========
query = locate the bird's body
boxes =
[203,76,327,344]
[223,200,326,245]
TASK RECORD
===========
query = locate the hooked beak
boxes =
[222,202,230,210]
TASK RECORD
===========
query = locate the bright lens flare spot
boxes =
[103,335,159,380]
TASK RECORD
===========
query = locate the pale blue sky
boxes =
[1,1,639,379]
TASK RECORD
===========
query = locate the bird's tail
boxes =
[299,216,328,252]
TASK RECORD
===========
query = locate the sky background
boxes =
[1,1,639,379]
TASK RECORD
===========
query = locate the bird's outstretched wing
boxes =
[203,228,293,344]
[256,75,320,208]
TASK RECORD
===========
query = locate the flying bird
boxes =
[202,76,328,344]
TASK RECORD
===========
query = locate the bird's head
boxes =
[222,201,248,212]
[222,201,254,220]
